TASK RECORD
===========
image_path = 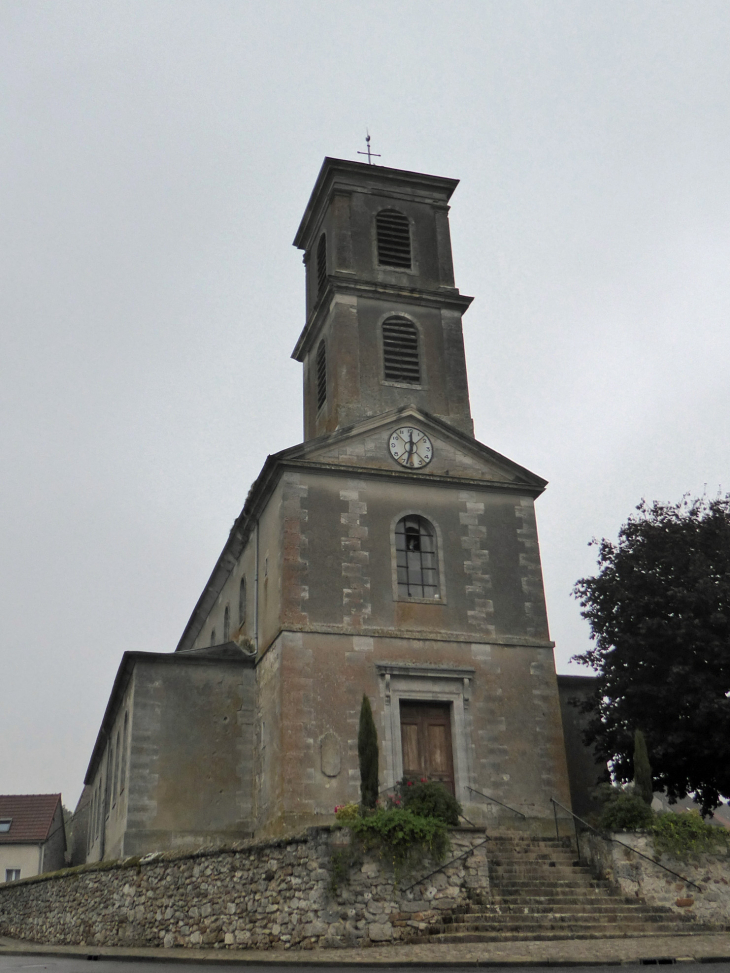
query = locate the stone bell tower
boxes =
[292,159,475,441]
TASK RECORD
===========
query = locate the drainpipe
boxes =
[254,519,259,654]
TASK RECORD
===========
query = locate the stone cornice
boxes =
[255,625,555,667]
[291,278,473,361]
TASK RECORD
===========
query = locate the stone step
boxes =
[439,912,692,929]
[490,878,608,895]
[485,895,643,907]
[416,832,711,947]
[452,904,681,918]
[491,859,584,865]
[417,928,711,945]
[490,867,591,877]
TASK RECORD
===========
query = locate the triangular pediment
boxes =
[277,408,546,491]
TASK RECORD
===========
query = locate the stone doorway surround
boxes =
[375,661,474,807]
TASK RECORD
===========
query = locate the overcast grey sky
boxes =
[2,1,729,808]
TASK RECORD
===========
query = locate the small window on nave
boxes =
[376,209,411,269]
[112,729,121,803]
[382,317,420,385]
[223,604,230,642]
[119,711,128,794]
[239,576,247,626]
[210,628,216,646]
[316,339,327,410]
[395,515,439,600]
[316,232,327,295]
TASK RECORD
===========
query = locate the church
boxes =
[75,157,596,863]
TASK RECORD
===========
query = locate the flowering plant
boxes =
[389,777,462,825]
[334,802,360,824]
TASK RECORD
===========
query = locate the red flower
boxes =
[407,781,413,787]
[420,777,427,783]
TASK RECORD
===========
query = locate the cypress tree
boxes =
[358,694,379,809]
[634,729,654,806]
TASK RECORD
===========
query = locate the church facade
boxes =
[77,158,590,862]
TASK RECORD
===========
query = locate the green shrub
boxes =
[391,777,462,825]
[349,807,450,869]
[334,802,360,824]
[652,810,730,859]
[633,729,654,806]
[599,789,655,831]
[358,694,379,810]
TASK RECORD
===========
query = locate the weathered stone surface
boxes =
[580,831,730,928]
[368,921,393,942]
[0,827,487,951]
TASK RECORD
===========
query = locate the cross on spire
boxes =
[357,131,381,165]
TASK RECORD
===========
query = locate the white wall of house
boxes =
[0,845,40,882]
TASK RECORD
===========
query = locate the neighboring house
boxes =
[0,794,66,882]
[651,791,730,828]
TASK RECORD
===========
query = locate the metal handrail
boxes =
[402,834,491,893]
[467,786,527,819]
[549,797,702,892]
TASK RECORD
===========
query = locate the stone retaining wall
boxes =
[579,832,730,928]
[0,827,489,950]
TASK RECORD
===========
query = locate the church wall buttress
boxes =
[459,492,495,635]
[515,498,550,639]
[340,479,371,628]
[333,191,353,272]
[280,472,309,628]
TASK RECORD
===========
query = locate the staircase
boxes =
[412,833,715,944]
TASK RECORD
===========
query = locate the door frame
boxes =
[376,662,474,808]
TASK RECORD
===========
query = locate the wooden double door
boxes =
[399,700,455,795]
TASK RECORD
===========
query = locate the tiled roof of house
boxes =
[0,794,61,844]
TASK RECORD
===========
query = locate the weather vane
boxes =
[357,130,381,165]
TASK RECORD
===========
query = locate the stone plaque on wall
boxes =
[320,731,341,777]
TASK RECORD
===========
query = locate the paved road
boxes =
[1,963,730,973]
[2,959,730,973]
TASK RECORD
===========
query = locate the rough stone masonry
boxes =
[0,827,489,950]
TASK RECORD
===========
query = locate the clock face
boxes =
[388,427,433,469]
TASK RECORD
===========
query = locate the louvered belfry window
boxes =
[316,233,327,295]
[396,515,439,599]
[382,317,420,384]
[376,209,411,268]
[316,339,327,410]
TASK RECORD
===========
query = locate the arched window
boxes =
[382,317,420,385]
[88,792,95,851]
[119,711,128,794]
[316,339,327,410]
[104,745,113,819]
[376,209,411,269]
[239,576,247,626]
[316,233,327,295]
[395,515,439,599]
[112,729,121,803]
[223,604,230,642]
[210,628,217,646]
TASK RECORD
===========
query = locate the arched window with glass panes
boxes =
[395,515,439,599]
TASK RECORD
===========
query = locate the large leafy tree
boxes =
[573,496,730,815]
